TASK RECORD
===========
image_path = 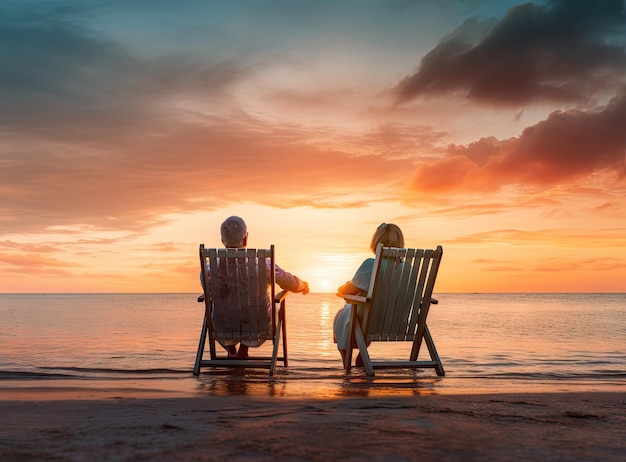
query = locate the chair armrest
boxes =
[198,294,205,303]
[338,293,369,304]
[274,290,290,303]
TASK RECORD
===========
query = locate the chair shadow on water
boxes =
[194,365,442,398]
[195,369,289,397]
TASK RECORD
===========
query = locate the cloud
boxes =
[450,227,626,247]
[475,255,626,272]
[0,114,424,233]
[0,3,431,234]
[0,252,80,279]
[408,95,626,195]
[0,240,61,254]
[0,238,121,275]
[0,6,256,142]
[533,256,626,271]
[395,0,626,105]
[3,0,624,240]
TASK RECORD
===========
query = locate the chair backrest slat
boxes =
[368,248,395,338]
[383,249,415,340]
[370,247,407,340]
[406,249,433,334]
[397,248,422,337]
[254,248,268,343]
[412,248,442,343]
[245,248,256,326]
[229,248,247,339]
[365,245,442,343]
[226,248,242,342]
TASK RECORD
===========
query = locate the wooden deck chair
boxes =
[193,244,289,376]
[341,244,444,377]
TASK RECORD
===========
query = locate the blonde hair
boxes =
[370,223,404,253]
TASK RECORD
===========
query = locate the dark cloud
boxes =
[395,0,626,105]
[0,8,136,118]
[0,2,256,142]
[409,94,626,194]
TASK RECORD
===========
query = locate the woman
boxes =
[334,223,405,366]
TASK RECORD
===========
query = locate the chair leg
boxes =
[344,305,357,372]
[423,325,445,376]
[281,302,288,367]
[270,317,283,376]
[193,317,208,376]
[354,322,374,376]
[205,305,217,361]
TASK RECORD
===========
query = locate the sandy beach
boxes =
[1,391,624,461]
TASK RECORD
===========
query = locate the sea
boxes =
[1,293,624,399]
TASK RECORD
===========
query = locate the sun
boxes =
[316,279,334,293]
[296,263,348,294]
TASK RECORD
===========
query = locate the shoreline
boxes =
[2,371,623,402]
[1,391,624,461]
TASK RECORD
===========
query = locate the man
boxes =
[207,216,309,358]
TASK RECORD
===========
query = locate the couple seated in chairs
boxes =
[194,216,444,377]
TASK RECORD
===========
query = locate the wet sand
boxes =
[1,391,624,461]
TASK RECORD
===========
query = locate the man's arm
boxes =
[274,263,309,294]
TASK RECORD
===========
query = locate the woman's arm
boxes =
[337,258,373,297]
[337,281,361,295]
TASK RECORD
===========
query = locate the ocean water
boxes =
[0,293,624,399]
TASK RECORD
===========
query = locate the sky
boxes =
[1,0,625,293]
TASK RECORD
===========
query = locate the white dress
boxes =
[333,258,375,350]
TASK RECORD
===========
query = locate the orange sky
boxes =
[1,1,625,293]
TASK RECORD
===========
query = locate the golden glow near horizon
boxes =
[1,1,625,293]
